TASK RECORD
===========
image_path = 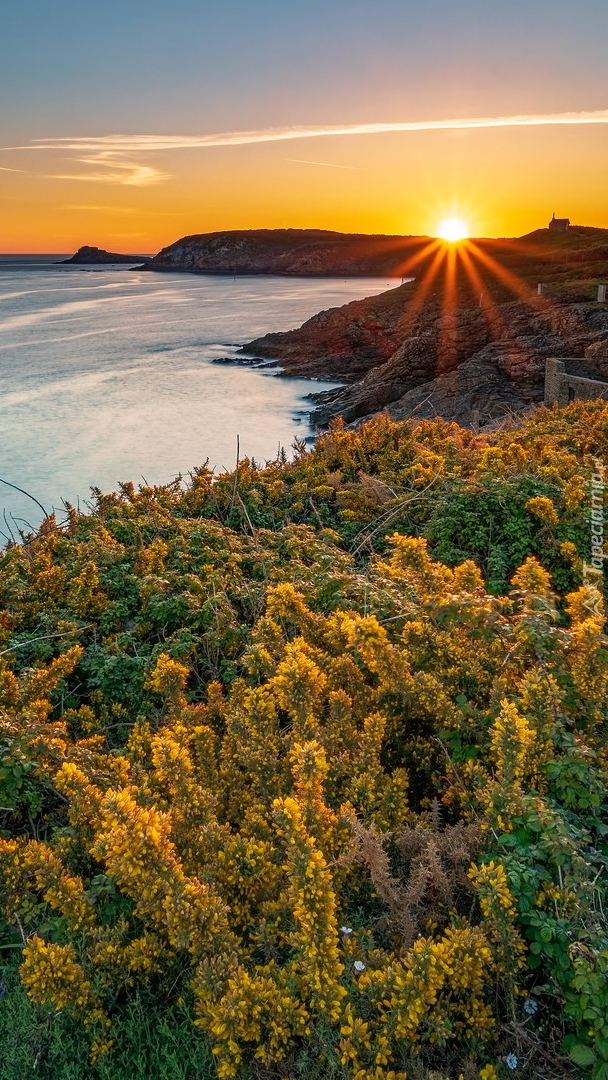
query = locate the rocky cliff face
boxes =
[242,230,608,428]
[306,298,608,427]
[148,229,432,276]
[243,282,419,380]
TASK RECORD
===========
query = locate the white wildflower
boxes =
[353,960,366,972]
[504,1053,518,1070]
[523,997,538,1016]
[340,926,353,936]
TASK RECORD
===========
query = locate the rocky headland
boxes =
[241,226,608,428]
[147,229,432,276]
[60,246,151,265]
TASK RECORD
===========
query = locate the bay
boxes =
[0,258,393,533]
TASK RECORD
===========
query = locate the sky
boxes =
[2,0,608,252]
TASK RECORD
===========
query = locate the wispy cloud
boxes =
[61,204,137,212]
[49,154,168,186]
[1,152,165,187]
[287,158,361,169]
[3,109,608,186]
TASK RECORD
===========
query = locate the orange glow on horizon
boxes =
[2,119,608,252]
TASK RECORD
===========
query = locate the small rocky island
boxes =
[60,246,150,265]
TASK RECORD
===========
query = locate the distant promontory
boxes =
[60,246,151,265]
[146,229,429,276]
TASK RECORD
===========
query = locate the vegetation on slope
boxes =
[1,402,607,1080]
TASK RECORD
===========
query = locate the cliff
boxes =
[241,228,608,428]
[60,246,151,265]
[147,229,433,276]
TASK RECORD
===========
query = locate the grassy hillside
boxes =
[1,402,607,1080]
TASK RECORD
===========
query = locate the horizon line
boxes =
[3,221,605,259]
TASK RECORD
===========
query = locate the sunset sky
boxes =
[2,0,608,252]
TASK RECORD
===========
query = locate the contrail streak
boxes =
[3,109,608,154]
[2,110,606,187]
[287,159,361,169]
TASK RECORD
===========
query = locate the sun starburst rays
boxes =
[395,228,577,388]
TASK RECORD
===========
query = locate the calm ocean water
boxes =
[0,257,394,533]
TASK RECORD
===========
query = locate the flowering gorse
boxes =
[0,403,607,1077]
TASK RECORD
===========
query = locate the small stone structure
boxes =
[545,358,608,406]
[548,213,570,232]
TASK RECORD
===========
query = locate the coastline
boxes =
[0,264,383,529]
[237,232,608,429]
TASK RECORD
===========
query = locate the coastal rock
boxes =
[60,246,150,265]
[148,224,608,281]
[308,299,608,427]
[386,350,542,428]
[244,282,418,380]
[585,336,608,378]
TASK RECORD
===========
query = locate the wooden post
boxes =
[598,284,607,303]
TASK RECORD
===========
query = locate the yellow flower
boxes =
[525,496,559,525]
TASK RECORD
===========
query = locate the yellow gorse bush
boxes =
[0,540,604,1076]
[0,403,607,1077]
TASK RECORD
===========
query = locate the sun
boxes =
[437,217,469,242]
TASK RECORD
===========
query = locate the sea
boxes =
[0,256,394,534]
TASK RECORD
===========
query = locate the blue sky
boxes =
[4,0,608,134]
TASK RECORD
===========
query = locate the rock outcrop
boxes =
[584,336,608,378]
[308,298,608,427]
[243,282,420,380]
[386,352,539,428]
[60,246,150,265]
